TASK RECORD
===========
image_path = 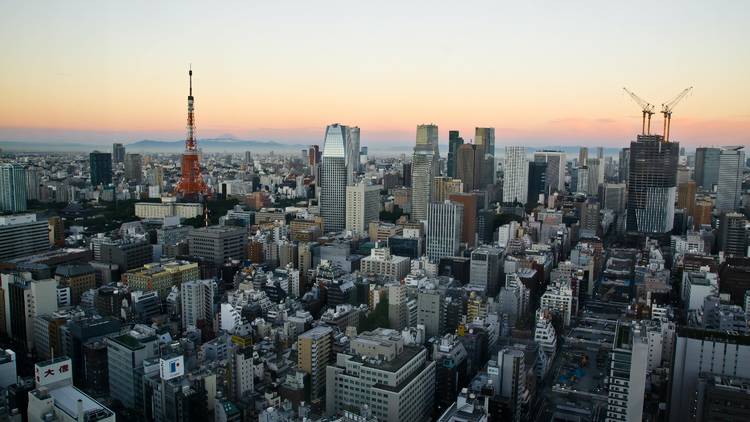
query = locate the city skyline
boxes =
[2,1,750,148]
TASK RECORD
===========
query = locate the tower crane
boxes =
[661,86,693,142]
[623,87,656,135]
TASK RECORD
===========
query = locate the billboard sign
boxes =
[159,355,184,380]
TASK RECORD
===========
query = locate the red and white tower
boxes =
[175,67,210,199]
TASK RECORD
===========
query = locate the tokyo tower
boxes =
[175,67,210,199]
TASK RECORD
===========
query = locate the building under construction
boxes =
[175,68,210,200]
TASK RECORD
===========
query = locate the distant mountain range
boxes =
[0,138,307,153]
[126,138,307,153]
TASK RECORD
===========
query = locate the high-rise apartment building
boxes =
[626,135,679,237]
[89,151,112,187]
[320,124,351,232]
[475,127,496,187]
[0,214,50,261]
[112,143,126,164]
[426,201,463,262]
[605,323,648,422]
[181,279,215,329]
[716,146,745,213]
[345,181,381,233]
[695,147,721,189]
[411,124,440,222]
[533,151,566,194]
[447,130,464,178]
[0,163,27,213]
[503,146,528,205]
[297,325,333,405]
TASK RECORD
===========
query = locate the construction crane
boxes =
[623,87,656,135]
[661,86,693,142]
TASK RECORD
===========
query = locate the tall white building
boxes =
[320,124,352,232]
[468,246,502,295]
[503,147,528,205]
[233,347,254,399]
[533,151,566,194]
[534,309,557,378]
[345,181,381,233]
[1,273,57,351]
[426,201,463,262]
[180,279,215,330]
[0,163,27,213]
[605,322,648,422]
[411,124,440,222]
[716,146,745,213]
[540,282,573,326]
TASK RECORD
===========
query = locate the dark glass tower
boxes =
[694,147,721,189]
[447,130,464,178]
[527,161,547,205]
[626,135,679,238]
[89,151,112,187]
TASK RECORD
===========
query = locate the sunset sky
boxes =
[1,1,749,149]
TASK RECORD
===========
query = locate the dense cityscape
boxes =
[0,63,747,422]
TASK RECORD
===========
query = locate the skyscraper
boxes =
[25,166,41,201]
[456,143,477,192]
[579,147,588,164]
[411,124,439,222]
[533,151,565,194]
[447,130,464,178]
[527,161,547,205]
[432,177,464,202]
[585,158,604,195]
[626,135,679,238]
[716,146,745,213]
[124,153,143,183]
[0,164,27,213]
[618,148,630,183]
[677,180,697,217]
[320,124,351,232]
[426,200,463,261]
[112,143,126,164]
[89,151,112,187]
[502,146,528,205]
[475,127,496,187]
[348,126,361,180]
[694,147,721,189]
[345,181,381,233]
